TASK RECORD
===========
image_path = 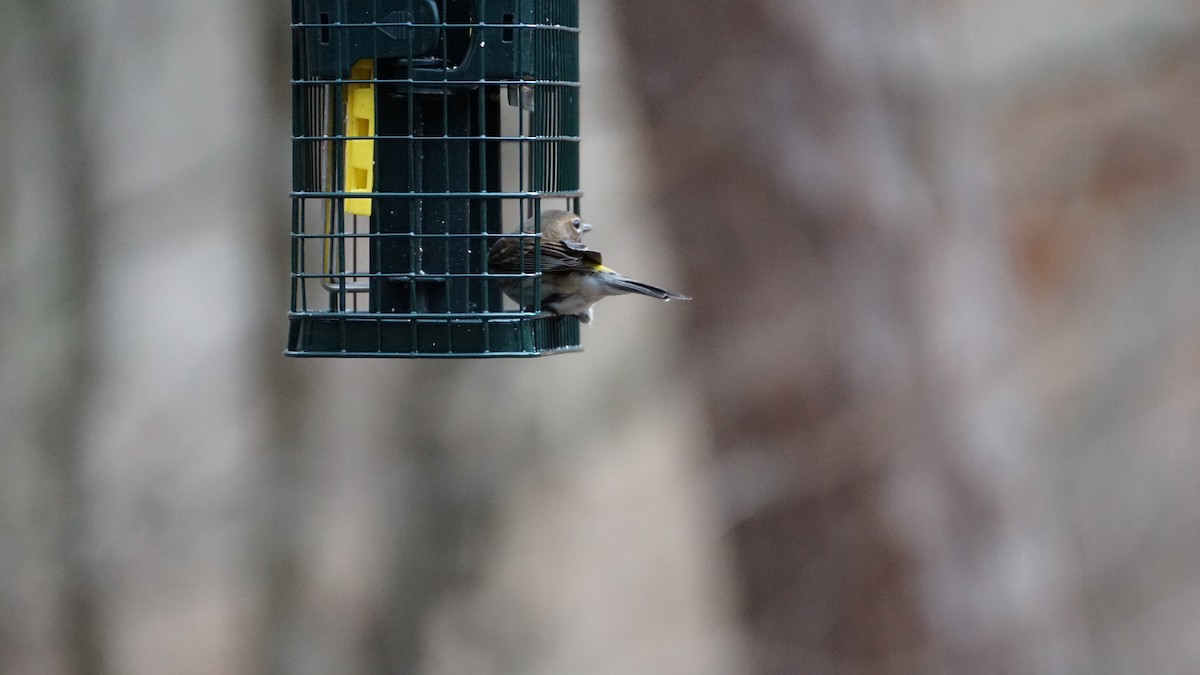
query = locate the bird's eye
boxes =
[572,218,582,229]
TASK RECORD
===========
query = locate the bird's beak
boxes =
[580,222,592,233]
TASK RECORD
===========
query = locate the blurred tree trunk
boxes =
[0,3,100,672]
[11,0,1196,671]
[612,2,1086,673]
[0,0,455,671]
[0,1,734,673]
[0,0,289,672]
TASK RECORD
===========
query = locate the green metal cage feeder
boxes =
[288,0,581,357]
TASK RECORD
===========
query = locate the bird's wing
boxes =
[489,236,603,274]
[487,237,525,274]
[541,240,603,271]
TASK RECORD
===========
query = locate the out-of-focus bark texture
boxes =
[6,0,1200,672]
[0,1,731,674]
[613,0,1200,673]
[0,3,99,672]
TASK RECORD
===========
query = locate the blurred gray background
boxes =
[3,0,1200,673]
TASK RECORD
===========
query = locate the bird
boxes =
[488,209,690,324]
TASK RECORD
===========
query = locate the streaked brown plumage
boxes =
[488,210,689,324]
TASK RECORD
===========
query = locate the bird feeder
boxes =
[287,0,582,357]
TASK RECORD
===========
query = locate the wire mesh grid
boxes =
[288,0,581,357]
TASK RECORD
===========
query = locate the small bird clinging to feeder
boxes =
[489,210,690,324]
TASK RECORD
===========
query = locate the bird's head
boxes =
[523,209,591,242]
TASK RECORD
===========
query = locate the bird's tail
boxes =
[600,272,691,301]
